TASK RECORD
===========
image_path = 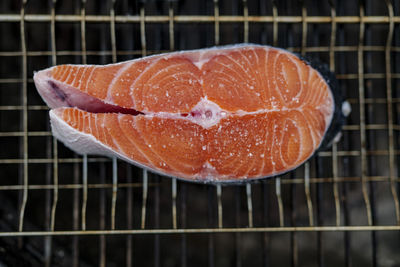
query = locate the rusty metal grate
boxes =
[1,0,400,266]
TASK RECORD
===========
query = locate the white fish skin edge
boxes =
[50,109,121,157]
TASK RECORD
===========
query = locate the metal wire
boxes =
[17,0,28,234]
[1,14,400,23]
[358,3,373,226]
[0,225,400,237]
[141,169,148,229]
[81,154,88,231]
[385,0,400,225]
[330,0,341,228]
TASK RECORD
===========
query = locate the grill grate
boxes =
[1,0,400,266]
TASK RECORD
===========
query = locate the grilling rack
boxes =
[1,0,400,266]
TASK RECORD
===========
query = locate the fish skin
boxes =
[34,44,336,183]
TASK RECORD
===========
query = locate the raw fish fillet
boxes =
[34,44,338,182]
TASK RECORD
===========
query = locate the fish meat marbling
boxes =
[34,44,344,183]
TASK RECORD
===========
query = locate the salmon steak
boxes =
[34,44,341,182]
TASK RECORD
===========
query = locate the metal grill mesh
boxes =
[1,0,400,266]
